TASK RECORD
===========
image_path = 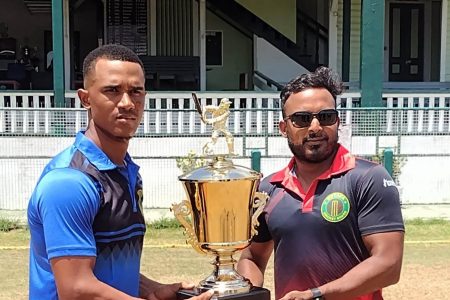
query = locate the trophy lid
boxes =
[179,155,261,182]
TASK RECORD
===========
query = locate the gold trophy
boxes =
[172,94,270,300]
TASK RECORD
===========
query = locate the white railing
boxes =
[383,93,450,133]
[1,90,449,135]
[0,91,53,134]
[0,91,361,135]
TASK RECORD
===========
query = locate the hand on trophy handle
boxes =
[251,192,269,237]
[171,200,205,255]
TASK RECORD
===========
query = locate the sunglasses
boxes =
[284,109,339,128]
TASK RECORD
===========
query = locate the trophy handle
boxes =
[251,192,269,237]
[172,200,206,255]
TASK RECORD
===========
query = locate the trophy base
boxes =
[177,287,270,300]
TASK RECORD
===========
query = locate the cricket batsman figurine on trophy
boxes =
[172,93,271,300]
[199,97,235,156]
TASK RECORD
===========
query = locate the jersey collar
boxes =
[270,144,355,196]
[74,131,138,171]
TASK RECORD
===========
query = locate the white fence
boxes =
[1,91,450,135]
[384,93,450,133]
[0,91,361,135]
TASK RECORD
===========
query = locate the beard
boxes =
[288,133,339,163]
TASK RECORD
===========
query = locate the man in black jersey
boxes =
[237,67,404,300]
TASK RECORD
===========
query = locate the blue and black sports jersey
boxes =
[28,131,146,299]
[254,145,404,300]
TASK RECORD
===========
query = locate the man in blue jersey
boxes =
[27,44,212,300]
[237,67,404,300]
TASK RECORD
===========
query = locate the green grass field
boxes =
[0,218,449,300]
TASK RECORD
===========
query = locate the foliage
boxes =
[175,150,208,174]
[0,218,22,232]
[147,217,182,230]
[371,149,406,184]
[405,218,449,226]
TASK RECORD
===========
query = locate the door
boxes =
[389,3,424,81]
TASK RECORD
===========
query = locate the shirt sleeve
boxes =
[356,164,405,236]
[34,168,101,259]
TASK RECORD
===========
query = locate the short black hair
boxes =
[82,44,145,80]
[279,66,343,116]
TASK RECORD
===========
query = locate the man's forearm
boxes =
[236,258,265,287]
[317,231,404,300]
[139,274,163,298]
[57,277,143,300]
[318,254,402,300]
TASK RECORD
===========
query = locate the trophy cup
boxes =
[172,94,271,300]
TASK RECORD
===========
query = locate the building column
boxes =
[328,0,338,71]
[52,0,65,107]
[199,0,206,91]
[342,0,351,82]
[440,0,448,81]
[150,0,157,55]
[360,0,384,107]
[63,0,71,91]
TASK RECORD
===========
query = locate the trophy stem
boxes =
[212,254,237,278]
[198,254,251,296]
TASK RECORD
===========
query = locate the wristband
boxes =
[310,287,324,300]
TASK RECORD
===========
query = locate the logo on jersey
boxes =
[383,178,396,187]
[321,192,350,222]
